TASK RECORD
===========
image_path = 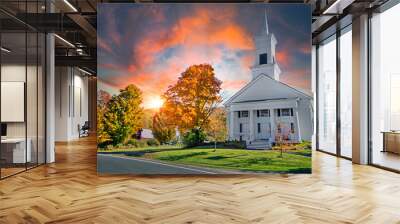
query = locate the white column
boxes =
[352,14,369,164]
[45,0,56,163]
[312,46,317,150]
[229,110,235,140]
[270,108,275,143]
[46,31,55,163]
[249,110,254,142]
[295,101,302,142]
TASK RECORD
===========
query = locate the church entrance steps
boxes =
[247,140,272,150]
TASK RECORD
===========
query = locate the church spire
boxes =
[264,8,269,34]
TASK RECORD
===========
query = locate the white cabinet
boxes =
[1,138,31,163]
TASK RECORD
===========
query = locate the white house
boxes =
[224,12,313,149]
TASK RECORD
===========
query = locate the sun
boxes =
[148,96,164,109]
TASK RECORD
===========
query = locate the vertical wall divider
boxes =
[336,28,342,157]
[36,0,39,167]
[25,1,28,171]
[315,44,320,151]
[0,24,2,179]
[73,68,75,118]
[44,33,47,165]
[367,11,373,165]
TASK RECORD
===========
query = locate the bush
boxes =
[146,139,160,146]
[126,139,147,148]
[137,140,148,148]
[127,139,139,147]
[224,140,246,149]
[105,144,114,150]
[296,141,311,150]
[115,143,125,149]
[183,128,207,148]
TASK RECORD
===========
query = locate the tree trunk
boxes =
[214,133,217,152]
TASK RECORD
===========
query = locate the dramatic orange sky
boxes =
[98,4,311,108]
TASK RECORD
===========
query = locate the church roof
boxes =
[224,74,312,106]
[232,98,292,104]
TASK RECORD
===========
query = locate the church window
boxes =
[239,123,243,133]
[257,123,261,133]
[291,123,295,133]
[260,109,270,117]
[257,110,260,117]
[290,108,294,116]
[241,111,249,117]
[259,53,268,65]
[281,108,291,116]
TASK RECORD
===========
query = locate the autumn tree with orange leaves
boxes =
[162,64,222,133]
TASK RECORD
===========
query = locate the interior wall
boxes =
[55,67,89,141]
[1,64,36,138]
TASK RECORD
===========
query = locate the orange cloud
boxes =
[241,54,255,69]
[102,6,257,108]
[132,6,254,71]
[276,51,291,67]
[280,68,311,91]
[222,79,248,90]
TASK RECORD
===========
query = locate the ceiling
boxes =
[0,0,389,75]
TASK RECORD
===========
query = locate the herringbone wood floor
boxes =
[1,137,400,224]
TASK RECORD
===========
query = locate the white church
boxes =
[224,13,313,149]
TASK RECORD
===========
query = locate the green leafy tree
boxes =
[152,110,175,144]
[103,84,144,145]
[183,128,207,148]
[97,90,111,145]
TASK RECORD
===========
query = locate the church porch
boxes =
[227,98,302,149]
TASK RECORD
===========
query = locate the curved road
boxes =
[97,154,233,174]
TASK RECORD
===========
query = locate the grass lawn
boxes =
[98,145,311,173]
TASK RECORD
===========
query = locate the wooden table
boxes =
[382,131,400,154]
[1,138,31,164]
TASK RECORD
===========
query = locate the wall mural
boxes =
[97,3,313,174]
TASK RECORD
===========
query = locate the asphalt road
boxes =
[97,154,227,174]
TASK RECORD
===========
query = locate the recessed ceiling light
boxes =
[1,47,11,53]
[54,34,75,48]
[63,0,78,12]
[323,0,343,15]
[78,67,92,76]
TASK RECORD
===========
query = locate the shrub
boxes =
[115,143,125,149]
[105,145,114,150]
[127,139,139,147]
[125,139,148,148]
[183,128,207,148]
[296,141,312,150]
[146,139,160,146]
[136,140,148,148]
[224,140,246,149]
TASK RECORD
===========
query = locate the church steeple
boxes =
[264,9,269,35]
[251,10,281,81]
